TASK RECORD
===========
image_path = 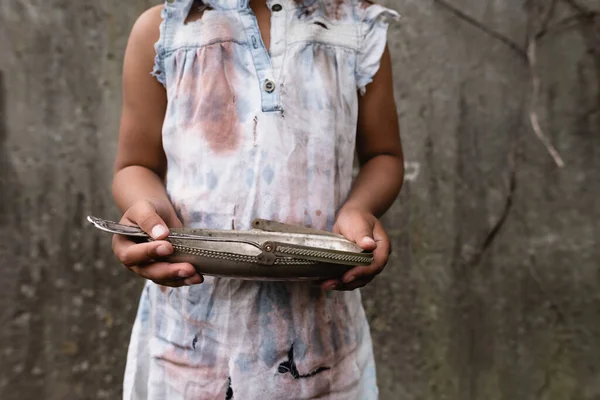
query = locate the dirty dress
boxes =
[123,0,398,398]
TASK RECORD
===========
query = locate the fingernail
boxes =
[362,237,376,246]
[178,270,193,278]
[325,283,338,291]
[344,276,355,284]
[152,225,168,239]
[185,276,203,286]
[156,245,171,257]
[184,278,195,286]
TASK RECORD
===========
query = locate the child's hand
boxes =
[111,199,204,287]
[321,207,391,291]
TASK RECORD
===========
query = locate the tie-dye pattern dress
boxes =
[123,0,398,398]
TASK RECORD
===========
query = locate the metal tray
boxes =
[88,216,373,281]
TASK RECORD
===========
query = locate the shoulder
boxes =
[129,5,164,48]
[135,4,164,28]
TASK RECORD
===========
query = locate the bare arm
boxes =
[325,46,404,291]
[343,46,404,217]
[112,5,174,220]
[111,6,202,287]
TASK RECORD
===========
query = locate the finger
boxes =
[130,262,197,282]
[341,244,390,284]
[150,272,204,288]
[341,252,387,283]
[343,220,391,281]
[372,221,391,259]
[126,200,170,239]
[341,265,379,284]
[113,237,174,267]
[311,279,327,287]
[112,234,140,265]
[151,273,204,288]
[332,224,342,235]
[339,219,377,251]
[182,273,203,286]
[152,280,188,288]
[336,277,374,291]
[320,278,341,291]
[357,235,377,251]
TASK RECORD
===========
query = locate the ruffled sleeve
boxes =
[150,5,170,86]
[355,2,400,94]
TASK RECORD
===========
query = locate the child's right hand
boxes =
[111,199,203,287]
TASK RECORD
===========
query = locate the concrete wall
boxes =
[1,0,598,399]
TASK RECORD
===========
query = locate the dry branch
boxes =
[433,0,528,60]
[434,0,566,167]
[528,3,566,168]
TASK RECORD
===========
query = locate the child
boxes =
[112,0,404,398]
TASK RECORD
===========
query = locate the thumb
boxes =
[128,200,170,240]
[357,234,377,251]
[344,223,377,251]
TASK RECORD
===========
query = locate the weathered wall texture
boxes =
[1,0,599,399]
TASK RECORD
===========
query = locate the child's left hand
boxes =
[321,207,391,291]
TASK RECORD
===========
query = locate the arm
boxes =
[323,46,404,291]
[344,46,404,217]
[111,6,202,287]
[113,5,171,216]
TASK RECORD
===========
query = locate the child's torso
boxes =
[155,0,383,231]
[123,2,397,398]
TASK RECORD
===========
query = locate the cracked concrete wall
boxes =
[0,0,598,399]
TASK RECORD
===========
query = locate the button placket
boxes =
[268,0,287,90]
[239,7,280,112]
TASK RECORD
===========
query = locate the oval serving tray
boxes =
[88,216,373,281]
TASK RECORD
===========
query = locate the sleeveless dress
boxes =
[123,1,398,398]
